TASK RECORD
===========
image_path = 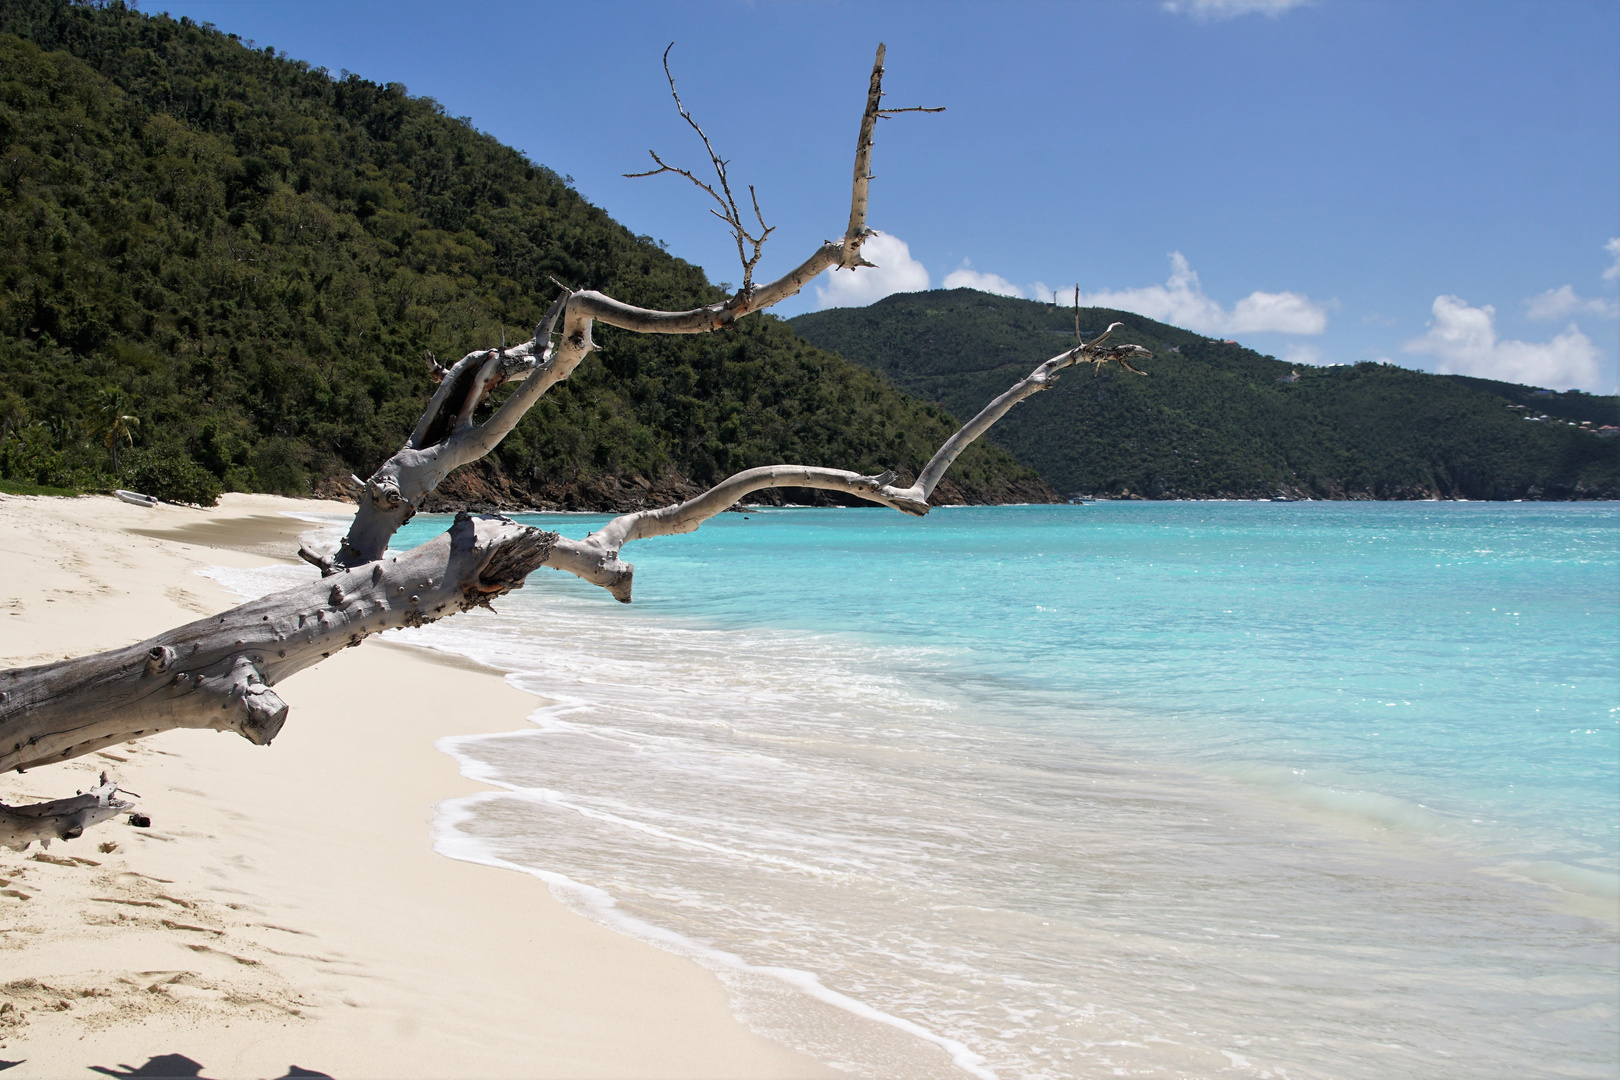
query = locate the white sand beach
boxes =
[0,493,833,1079]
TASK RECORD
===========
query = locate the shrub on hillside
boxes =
[122,445,223,506]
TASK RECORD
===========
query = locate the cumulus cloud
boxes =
[1403,295,1602,391]
[942,262,1024,298]
[1526,285,1617,321]
[1075,252,1328,336]
[1229,289,1330,334]
[1525,242,1620,319]
[813,233,930,310]
[1163,0,1311,19]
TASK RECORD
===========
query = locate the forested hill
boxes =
[791,290,1620,500]
[0,1,1053,509]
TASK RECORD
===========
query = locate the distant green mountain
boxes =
[790,289,1619,500]
[0,1,1050,508]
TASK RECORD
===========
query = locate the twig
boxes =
[625,44,775,297]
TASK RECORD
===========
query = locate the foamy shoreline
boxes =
[0,493,832,1078]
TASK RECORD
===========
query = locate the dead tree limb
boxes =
[317,44,1150,603]
[1,515,555,786]
[625,44,776,297]
[547,328,1152,602]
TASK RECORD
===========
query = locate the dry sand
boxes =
[0,493,834,1079]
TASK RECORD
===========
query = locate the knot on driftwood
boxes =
[298,544,339,576]
[367,477,407,510]
[855,468,897,491]
[201,656,288,747]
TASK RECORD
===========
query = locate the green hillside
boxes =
[790,289,1619,500]
[0,1,1051,508]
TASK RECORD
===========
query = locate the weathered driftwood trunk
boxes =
[1,44,1156,846]
[1,515,553,847]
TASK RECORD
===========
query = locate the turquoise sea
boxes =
[267,502,1619,1078]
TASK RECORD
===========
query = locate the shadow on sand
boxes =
[87,1054,333,1079]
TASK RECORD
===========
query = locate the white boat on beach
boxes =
[113,489,159,508]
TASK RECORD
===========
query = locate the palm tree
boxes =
[93,389,139,472]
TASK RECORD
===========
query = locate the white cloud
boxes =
[1403,295,1602,391]
[942,262,1024,298]
[813,232,929,309]
[1163,0,1311,20]
[1526,284,1618,321]
[1605,237,1620,282]
[1229,289,1330,334]
[1075,252,1328,336]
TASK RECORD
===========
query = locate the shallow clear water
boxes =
[292,503,1620,1077]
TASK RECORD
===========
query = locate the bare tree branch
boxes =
[330,292,570,569]
[894,324,1150,506]
[326,44,938,572]
[625,44,775,296]
[542,328,1152,603]
[285,46,1151,600]
[845,43,943,265]
[544,466,919,602]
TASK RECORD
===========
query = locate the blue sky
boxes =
[148,0,1619,392]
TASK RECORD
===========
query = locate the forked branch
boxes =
[626,44,775,296]
[328,43,938,571]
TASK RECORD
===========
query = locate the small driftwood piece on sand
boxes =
[1,45,1155,844]
[1,773,132,851]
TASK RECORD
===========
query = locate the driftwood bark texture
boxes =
[1,516,555,847]
[2,45,1151,847]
